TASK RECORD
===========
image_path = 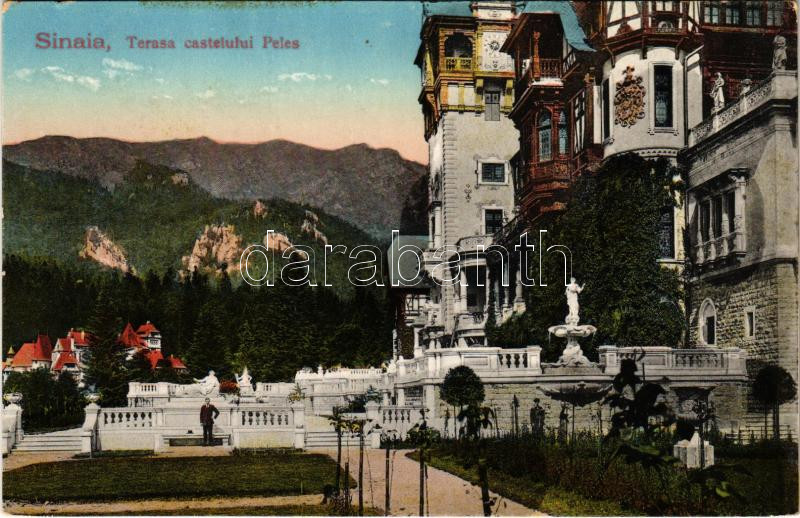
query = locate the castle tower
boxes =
[414,1,520,347]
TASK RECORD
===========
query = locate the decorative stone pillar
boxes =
[291,401,305,449]
[413,326,423,358]
[2,394,23,454]
[433,205,443,249]
[81,400,101,454]
[513,267,526,312]
[397,388,406,406]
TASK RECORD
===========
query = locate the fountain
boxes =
[548,277,596,366]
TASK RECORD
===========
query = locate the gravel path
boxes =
[322,447,541,516]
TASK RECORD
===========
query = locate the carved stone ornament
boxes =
[614,65,646,127]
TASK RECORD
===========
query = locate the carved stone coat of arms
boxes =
[614,65,646,127]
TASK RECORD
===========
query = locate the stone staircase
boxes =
[305,430,363,449]
[13,428,83,452]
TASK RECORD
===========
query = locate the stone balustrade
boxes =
[598,345,747,377]
[100,408,157,429]
[689,71,795,146]
[395,346,542,383]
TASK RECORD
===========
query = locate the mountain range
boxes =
[4,136,429,237]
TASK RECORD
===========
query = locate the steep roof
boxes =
[55,338,73,353]
[168,355,187,370]
[136,321,160,336]
[422,1,473,18]
[10,335,53,368]
[52,352,78,372]
[66,328,91,346]
[145,349,186,370]
[517,1,592,51]
[119,323,145,348]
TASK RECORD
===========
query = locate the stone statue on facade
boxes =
[710,73,726,113]
[773,35,787,71]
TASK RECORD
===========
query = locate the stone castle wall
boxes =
[689,261,798,432]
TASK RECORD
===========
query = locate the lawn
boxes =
[3,450,343,503]
[410,450,634,516]
[414,444,798,516]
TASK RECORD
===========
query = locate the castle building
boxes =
[681,67,798,435]
[406,0,520,353]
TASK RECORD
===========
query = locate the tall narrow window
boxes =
[481,162,505,183]
[659,206,675,259]
[485,89,500,121]
[700,200,711,241]
[704,2,720,23]
[724,2,740,24]
[573,91,586,153]
[602,78,611,140]
[558,110,568,155]
[726,190,736,233]
[713,196,723,237]
[745,1,762,25]
[654,65,673,127]
[484,209,504,235]
[538,111,552,161]
[767,1,783,25]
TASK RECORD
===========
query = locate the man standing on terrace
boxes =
[200,397,219,446]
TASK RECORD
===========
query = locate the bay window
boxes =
[538,111,552,161]
[558,110,568,155]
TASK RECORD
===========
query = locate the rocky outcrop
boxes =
[253,200,268,218]
[301,210,328,245]
[265,232,293,253]
[79,226,134,274]
[171,172,189,186]
[181,224,243,276]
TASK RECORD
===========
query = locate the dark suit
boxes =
[200,403,219,445]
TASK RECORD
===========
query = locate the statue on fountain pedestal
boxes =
[548,278,596,367]
[565,277,584,325]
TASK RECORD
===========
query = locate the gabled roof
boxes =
[136,321,160,336]
[145,349,186,370]
[516,1,592,51]
[119,323,145,348]
[55,338,73,353]
[11,335,53,368]
[66,329,91,346]
[52,352,78,372]
[168,355,186,370]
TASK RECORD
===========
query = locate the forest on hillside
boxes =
[4,254,394,386]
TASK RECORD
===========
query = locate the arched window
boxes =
[558,110,568,155]
[700,299,717,346]
[444,33,472,58]
[537,111,552,161]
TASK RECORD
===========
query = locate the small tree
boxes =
[752,365,797,441]
[441,366,484,438]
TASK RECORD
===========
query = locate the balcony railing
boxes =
[695,231,745,265]
[539,58,562,79]
[444,57,472,72]
[689,72,795,145]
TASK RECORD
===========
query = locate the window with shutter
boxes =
[485,90,500,121]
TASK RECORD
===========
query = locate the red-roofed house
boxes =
[136,321,162,350]
[8,335,53,373]
[119,323,146,352]
[143,349,187,372]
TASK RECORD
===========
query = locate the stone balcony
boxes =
[694,231,746,266]
[689,71,797,146]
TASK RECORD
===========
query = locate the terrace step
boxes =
[305,431,362,448]
[13,428,83,452]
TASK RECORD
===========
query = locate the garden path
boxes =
[323,448,542,516]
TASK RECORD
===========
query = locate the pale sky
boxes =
[2,1,429,163]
